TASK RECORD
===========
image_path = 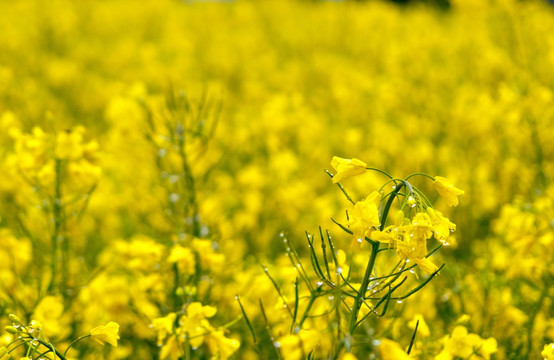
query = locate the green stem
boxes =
[365,167,394,180]
[348,182,405,334]
[405,172,435,182]
[36,338,67,360]
[348,240,379,334]
[380,182,405,232]
[298,287,322,328]
[63,334,91,356]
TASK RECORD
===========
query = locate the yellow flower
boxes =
[55,126,85,160]
[90,322,120,347]
[168,245,196,275]
[206,330,240,360]
[330,156,367,183]
[152,313,176,346]
[438,326,497,360]
[434,176,465,207]
[543,343,554,360]
[377,338,411,360]
[348,191,381,240]
[427,208,456,244]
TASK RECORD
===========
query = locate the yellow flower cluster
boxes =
[152,303,239,360]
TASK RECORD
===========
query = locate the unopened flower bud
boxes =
[8,314,20,324]
[4,326,18,334]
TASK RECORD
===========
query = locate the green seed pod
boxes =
[4,326,18,334]
[8,314,20,324]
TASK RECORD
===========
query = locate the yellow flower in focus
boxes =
[427,208,456,244]
[377,338,411,360]
[90,322,120,347]
[434,176,465,207]
[543,343,554,360]
[331,156,367,183]
[348,191,381,240]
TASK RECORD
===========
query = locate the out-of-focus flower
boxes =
[377,338,411,360]
[543,343,554,360]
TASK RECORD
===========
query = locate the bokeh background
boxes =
[1,0,554,359]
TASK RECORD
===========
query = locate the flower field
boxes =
[1,0,554,359]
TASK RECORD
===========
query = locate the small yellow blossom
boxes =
[348,191,381,240]
[90,322,120,347]
[152,313,176,346]
[206,330,240,360]
[436,326,497,360]
[377,338,411,360]
[331,156,367,183]
[434,176,465,207]
[55,127,85,160]
[168,245,196,274]
[543,343,554,360]
[427,208,456,243]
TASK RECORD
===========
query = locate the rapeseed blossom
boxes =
[331,157,367,183]
[434,176,465,207]
[90,322,120,347]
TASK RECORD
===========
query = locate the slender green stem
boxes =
[63,334,91,356]
[36,338,67,360]
[380,182,405,232]
[405,172,435,182]
[348,182,405,334]
[7,338,27,353]
[379,178,403,193]
[298,287,322,328]
[236,295,257,343]
[348,240,379,334]
[407,320,419,354]
[365,167,394,180]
